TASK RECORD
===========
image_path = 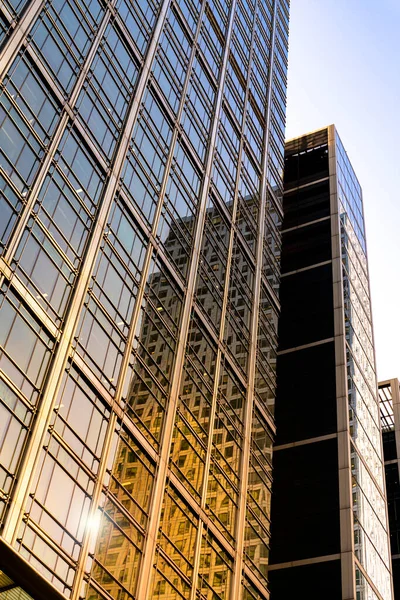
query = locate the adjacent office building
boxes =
[269,126,393,600]
[380,379,400,598]
[0,0,289,598]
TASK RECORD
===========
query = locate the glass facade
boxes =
[269,126,393,600]
[0,0,289,598]
[337,132,391,600]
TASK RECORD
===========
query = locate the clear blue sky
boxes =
[285,0,400,382]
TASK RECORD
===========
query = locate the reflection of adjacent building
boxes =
[0,0,289,595]
[88,196,277,599]
[269,126,393,600]
[380,379,400,599]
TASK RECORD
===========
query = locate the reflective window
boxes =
[157,139,201,281]
[181,56,216,163]
[115,0,162,55]
[195,194,230,333]
[176,0,201,34]
[4,0,29,16]
[13,127,105,323]
[0,286,54,404]
[76,22,139,162]
[121,87,173,226]
[150,486,198,598]
[0,51,62,196]
[224,235,254,374]
[198,531,233,599]
[152,8,191,114]
[123,257,183,446]
[170,315,217,498]
[17,366,111,594]
[30,0,104,95]
[84,423,155,600]
[0,376,32,524]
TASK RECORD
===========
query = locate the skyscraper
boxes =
[380,379,400,599]
[269,126,393,600]
[0,0,289,598]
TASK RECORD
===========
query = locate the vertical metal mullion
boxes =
[110,0,213,404]
[191,1,260,597]
[70,412,118,600]
[329,124,356,600]
[230,0,278,598]
[1,0,171,550]
[3,8,112,264]
[219,0,259,351]
[134,0,239,595]
[1,5,14,38]
[0,0,45,80]
[69,2,211,593]
[188,0,260,595]
[148,6,207,241]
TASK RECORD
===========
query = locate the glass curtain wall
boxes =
[0,0,289,598]
[335,131,392,600]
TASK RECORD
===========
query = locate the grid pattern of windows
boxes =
[0,0,288,598]
[336,129,392,600]
[270,126,392,600]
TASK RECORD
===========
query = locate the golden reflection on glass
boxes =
[244,410,273,585]
[149,487,198,599]
[198,531,232,599]
[81,187,278,599]
[242,577,266,600]
[205,362,245,543]
[85,426,154,600]
[124,258,183,448]
[170,314,217,500]
[86,252,185,599]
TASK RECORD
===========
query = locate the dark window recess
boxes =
[269,559,342,600]
[392,558,400,600]
[385,462,400,556]
[385,462,400,495]
[275,341,337,445]
[278,263,334,350]
[383,430,397,461]
[0,540,66,600]
[281,218,331,274]
[283,180,330,229]
[270,438,340,564]
[284,144,329,189]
